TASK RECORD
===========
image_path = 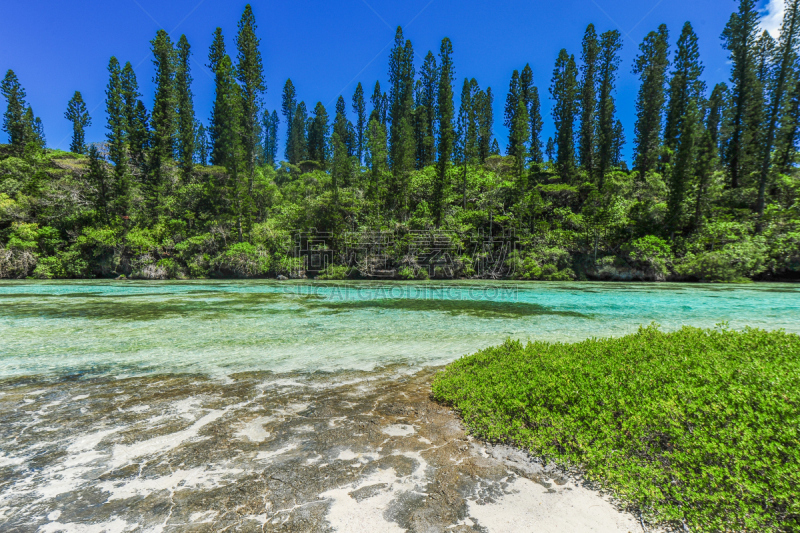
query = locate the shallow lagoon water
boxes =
[1,280,799,379]
[1,281,799,532]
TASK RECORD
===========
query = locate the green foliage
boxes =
[432,325,800,532]
[212,241,270,277]
[316,264,350,280]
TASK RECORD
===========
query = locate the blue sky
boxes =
[0,0,783,161]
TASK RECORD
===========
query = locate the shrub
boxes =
[212,242,270,277]
[433,326,800,532]
[316,264,350,280]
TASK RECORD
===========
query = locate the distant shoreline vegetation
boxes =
[1,1,800,282]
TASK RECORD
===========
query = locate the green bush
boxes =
[212,242,270,277]
[397,266,416,280]
[432,326,800,532]
[316,264,350,280]
[622,235,673,280]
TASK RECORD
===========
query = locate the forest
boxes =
[1,0,799,282]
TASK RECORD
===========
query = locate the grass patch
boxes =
[431,325,800,532]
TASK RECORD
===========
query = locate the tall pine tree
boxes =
[434,37,455,225]
[282,79,297,162]
[578,24,599,174]
[176,35,196,179]
[2,70,29,153]
[595,30,622,186]
[721,0,761,188]
[208,28,226,166]
[757,0,800,217]
[308,102,330,167]
[65,91,91,155]
[550,49,580,180]
[149,30,176,197]
[352,82,366,165]
[632,25,670,174]
[236,4,265,197]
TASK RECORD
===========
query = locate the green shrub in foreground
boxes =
[432,325,800,532]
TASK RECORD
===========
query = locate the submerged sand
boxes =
[0,368,647,532]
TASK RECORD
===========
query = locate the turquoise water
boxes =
[1,280,798,379]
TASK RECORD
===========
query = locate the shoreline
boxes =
[0,366,648,532]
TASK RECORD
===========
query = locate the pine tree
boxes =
[31,113,45,149]
[504,70,521,155]
[308,102,329,167]
[236,4,266,196]
[331,131,351,196]
[120,62,140,141]
[706,83,728,149]
[370,81,387,124]
[388,27,416,180]
[282,79,297,162]
[578,24,599,173]
[418,52,438,168]
[667,99,700,235]
[105,57,127,184]
[129,101,150,171]
[1,70,29,153]
[664,22,705,154]
[176,35,196,179]
[260,109,279,166]
[475,86,494,163]
[546,137,556,162]
[289,102,308,165]
[755,30,777,85]
[721,0,761,188]
[757,0,800,217]
[365,116,388,201]
[632,25,670,174]
[663,23,705,235]
[694,91,725,228]
[519,64,543,165]
[65,91,91,154]
[216,54,247,242]
[510,97,530,181]
[595,30,622,186]
[333,96,348,147]
[434,37,455,225]
[611,119,625,167]
[352,82,366,165]
[195,122,208,165]
[456,78,478,208]
[149,30,176,195]
[528,84,544,165]
[208,28,226,166]
[490,138,500,156]
[777,68,800,172]
[87,144,111,222]
[550,49,580,180]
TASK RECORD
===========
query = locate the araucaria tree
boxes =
[595,30,622,186]
[235,4,266,196]
[550,49,580,181]
[434,37,455,226]
[632,24,670,174]
[175,35,196,179]
[65,91,91,154]
[578,24,599,175]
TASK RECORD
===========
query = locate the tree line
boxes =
[1,1,799,281]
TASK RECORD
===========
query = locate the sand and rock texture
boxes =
[0,368,646,532]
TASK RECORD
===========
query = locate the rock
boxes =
[276,275,288,280]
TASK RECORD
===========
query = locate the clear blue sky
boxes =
[0,0,782,162]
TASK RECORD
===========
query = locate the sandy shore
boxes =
[0,368,647,532]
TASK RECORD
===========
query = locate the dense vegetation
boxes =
[1,1,800,280]
[431,325,800,532]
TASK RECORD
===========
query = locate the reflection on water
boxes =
[0,280,798,379]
